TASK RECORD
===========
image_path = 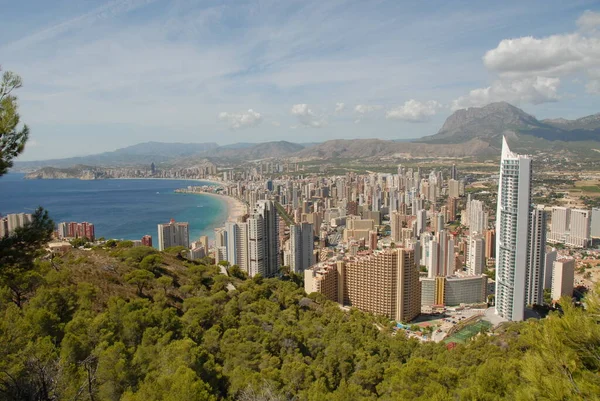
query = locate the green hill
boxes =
[1,241,599,400]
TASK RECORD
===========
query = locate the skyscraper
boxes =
[526,205,547,306]
[225,221,248,271]
[468,234,485,276]
[289,222,314,273]
[157,219,190,251]
[592,207,600,239]
[248,200,279,277]
[495,137,532,321]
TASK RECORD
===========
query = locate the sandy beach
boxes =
[195,191,248,224]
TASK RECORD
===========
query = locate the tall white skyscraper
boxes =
[157,220,190,251]
[247,200,280,277]
[495,137,532,322]
[225,221,248,271]
[289,222,314,273]
[526,205,547,306]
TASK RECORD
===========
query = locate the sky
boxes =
[2,0,600,160]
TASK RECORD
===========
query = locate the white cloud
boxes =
[290,104,324,128]
[386,100,443,122]
[483,34,600,79]
[354,104,382,114]
[218,109,263,129]
[577,10,600,32]
[454,10,600,109]
[335,102,345,112]
[271,121,281,127]
[452,77,560,109]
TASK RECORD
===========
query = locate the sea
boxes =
[0,173,226,244]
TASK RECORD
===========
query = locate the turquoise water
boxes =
[0,173,225,244]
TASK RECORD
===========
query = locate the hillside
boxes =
[294,138,494,159]
[420,102,600,144]
[208,140,306,160]
[1,237,600,400]
[14,142,220,170]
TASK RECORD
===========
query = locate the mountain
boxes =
[419,102,600,144]
[209,141,306,160]
[14,141,219,170]
[294,138,493,159]
[542,113,600,131]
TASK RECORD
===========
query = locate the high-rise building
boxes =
[448,179,460,199]
[467,234,485,276]
[495,137,532,322]
[214,228,227,264]
[157,219,190,251]
[549,207,570,243]
[390,212,406,243]
[447,197,458,222]
[551,259,575,302]
[468,199,487,234]
[141,235,152,247]
[526,205,547,306]
[290,222,314,273]
[544,247,557,289]
[450,164,458,180]
[343,248,420,322]
[247,200,279,277]
[549,207,591,248]
[416,209,427,236]
[199,235,209,256]
[2,213,33,237]
[57,222,68,239]
[225,221,248,271]
[567,209,591,248]
[592,208,600,239]
[484,229,495,259]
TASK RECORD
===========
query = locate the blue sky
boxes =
[2,0,600,160]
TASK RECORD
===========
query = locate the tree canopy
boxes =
[0,69,29,176]
[0,244,599,400]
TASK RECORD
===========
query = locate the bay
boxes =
[0,173,225,244]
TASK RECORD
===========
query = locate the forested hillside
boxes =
[1,233,600,400]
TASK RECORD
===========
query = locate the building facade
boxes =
[495,137,532,322]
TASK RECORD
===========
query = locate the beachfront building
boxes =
[157,219,189,251]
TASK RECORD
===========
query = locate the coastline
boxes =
[185,191,248,224]
[5,173,240,239]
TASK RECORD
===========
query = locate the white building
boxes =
[567,209,591,248]
[225,221,248,271]
[549,207,591,248]
[467,234,485,276]
[592,207,600,239]
[247,200,279,277]
[495,137,532,322]
[157,220,189,251]
[551,259,575,302]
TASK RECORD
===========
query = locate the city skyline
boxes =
[3,1,600,160]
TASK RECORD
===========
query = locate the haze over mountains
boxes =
[15,102,600,170]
